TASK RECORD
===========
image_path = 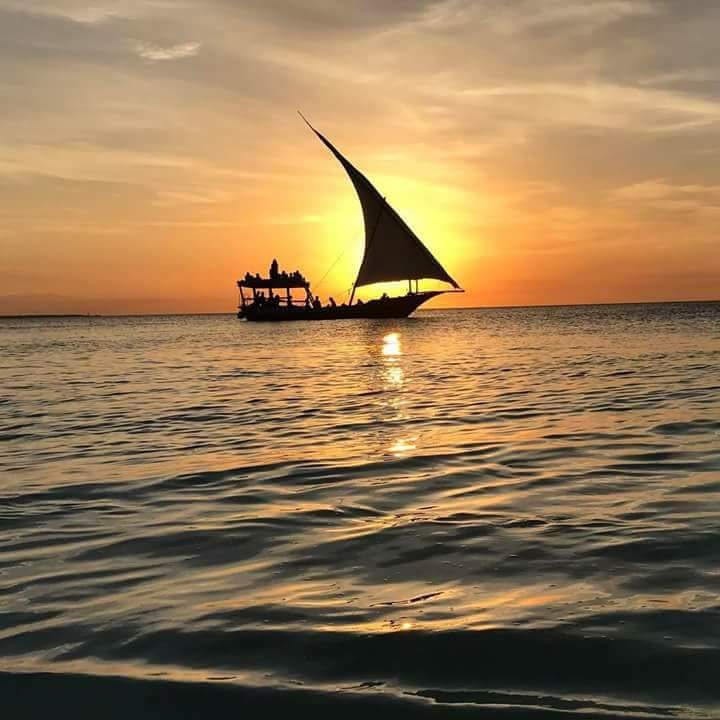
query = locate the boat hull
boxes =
[239,292,442,321]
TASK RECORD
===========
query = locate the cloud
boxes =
[612,178,720,200]
[56,6,119,24]
[221,0,444,33]
[431,81,720,136]
[134,41,200,61]
[265,214,324,226]
[638,68,720,88]
[421,0,658,36]
[611,179,720,216]
[490,0,658,33]
[153,187,232,205]
[0,1,148,24]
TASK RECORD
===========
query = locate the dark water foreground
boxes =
[2,303,719,718]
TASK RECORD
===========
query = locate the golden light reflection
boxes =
[382,332,401,357]
[384,364,404,387]
[343,582,587,635]
[378,330,416,457]
[388,437,417,457]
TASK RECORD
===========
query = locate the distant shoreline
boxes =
[1,299,718,319]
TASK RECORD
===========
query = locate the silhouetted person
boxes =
[329,297,337,308]
[313,296,322,310]
[380,292,389,301]
[356,298,364,306]
[270,258,279,279]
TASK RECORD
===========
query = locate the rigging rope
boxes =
[314,226,363,297]
[314,247,347,293]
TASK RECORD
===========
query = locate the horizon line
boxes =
[1,297,718,319]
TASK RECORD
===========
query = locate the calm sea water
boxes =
[2,303,719,718]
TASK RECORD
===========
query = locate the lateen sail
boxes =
[302,117,459,289]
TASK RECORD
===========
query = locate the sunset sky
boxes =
[2,0,719,314]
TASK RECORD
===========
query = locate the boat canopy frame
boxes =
[237,277,312,310]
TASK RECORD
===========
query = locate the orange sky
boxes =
[1,1,719,314]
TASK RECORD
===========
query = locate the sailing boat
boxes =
[237,115,462,321]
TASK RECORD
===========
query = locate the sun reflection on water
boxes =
[382,332,401,358]
[384,364,404,387]
[388,437,417,457]
[378,331,420,457]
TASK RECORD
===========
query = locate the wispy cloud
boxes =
[134,41,200,61]
[2,1,138,24]
[61,6,119,24]
[153,187,232,205]
[414,0,657,35]
[490,0,658,34]
[638,68,720,88]
[439,81,720,134]
[611,179,720,216]
[265,214,324,226]
[612,179,720,200]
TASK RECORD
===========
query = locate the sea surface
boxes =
[1,302,719,718]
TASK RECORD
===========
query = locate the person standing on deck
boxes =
[270,258,279,279]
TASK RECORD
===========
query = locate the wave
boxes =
[5,669,702,720]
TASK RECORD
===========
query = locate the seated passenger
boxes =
[313,296,322,310]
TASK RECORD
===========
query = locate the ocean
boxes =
[2,302,719,718]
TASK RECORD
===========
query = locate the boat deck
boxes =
[239,292,442,321]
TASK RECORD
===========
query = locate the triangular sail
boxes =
[302,116,459,289]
